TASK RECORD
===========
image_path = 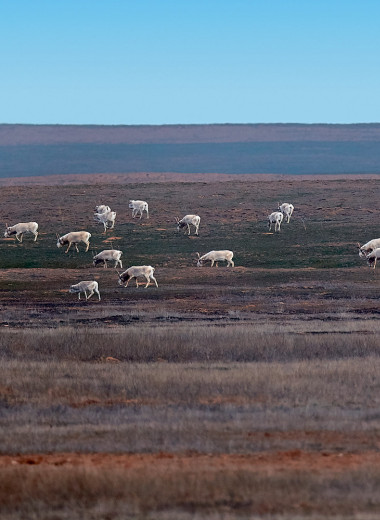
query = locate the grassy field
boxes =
[1,176,380,518]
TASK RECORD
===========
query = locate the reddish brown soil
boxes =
[2,449,379,473]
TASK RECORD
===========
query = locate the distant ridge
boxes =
[1,124,380,177]
[2,123,380,145]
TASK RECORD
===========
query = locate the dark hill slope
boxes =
[1,124,380,177]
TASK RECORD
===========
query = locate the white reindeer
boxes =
[268,211,283,232]
[176,215,201,236]
[196,251,234,267]
[69,280,100,300]
[278,202,294,223]
[357,239,380,258]
[129,200,149,219]
[4,222,39,242]
[117,266,158,288]
[94,210,116,232]
[94,205,111,214]
[364,248,380,269]
[93,250,123,268]
[56,231,91,253]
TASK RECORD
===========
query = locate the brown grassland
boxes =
[1,174,380,519]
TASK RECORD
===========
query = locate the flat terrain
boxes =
[1,175,380,519]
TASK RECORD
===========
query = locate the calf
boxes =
[94,205,111,214]
[129,200,149,219]
[94,210,116,232]
[278,202,294,223]
[268,211,283,232]
[69,280,100,300]
[365,248,380,269]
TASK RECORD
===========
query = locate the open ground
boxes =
[1,175,380,519]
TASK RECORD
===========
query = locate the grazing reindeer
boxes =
[364,248,380,270]
[117,266,158,288]
[268,211,283,232]
[94,205,111,214]
[4,222,39,242]
[196,251,234,267]
[56,231,91,253]
[176,215,201,236]
[129,200,149,219]
[93,249,123,268]
[69,280,100,300]
[357,239,380,258]
[278,202,294,223]
[94,210,116,232]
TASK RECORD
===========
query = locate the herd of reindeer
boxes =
[3,198,379,301]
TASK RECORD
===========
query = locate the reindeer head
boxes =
[4,224,12,238]
[196,252,203,267]
[176,217,185,231]
[93,256,103,267]
[116,270,124,286]
[56,234,64,248]
[357,243,367,258]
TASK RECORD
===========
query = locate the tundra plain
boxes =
[1,175,380,519]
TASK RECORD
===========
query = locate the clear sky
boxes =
[1,0,380,125]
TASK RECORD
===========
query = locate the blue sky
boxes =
[1,1,379,125]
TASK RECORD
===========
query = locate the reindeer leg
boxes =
[34,232,38,241]
[85,242,89,252]
[144,275,150,288]
[65,242,72,253]
[151,275,158,287]
[187,224,191,235]
[75,244,80,253]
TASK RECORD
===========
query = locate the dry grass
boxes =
[1,322,380,363]
[0,461,380,519]
[1,352,380,454]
